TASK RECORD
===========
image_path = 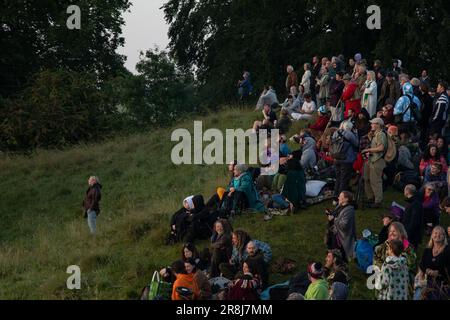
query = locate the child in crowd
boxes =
[377,239,409,300]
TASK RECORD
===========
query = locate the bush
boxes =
[0,70,116,151]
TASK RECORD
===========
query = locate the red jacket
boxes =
[342,82,361,116]
[309,115,330,132]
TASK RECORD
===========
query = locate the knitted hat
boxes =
[307,262,324,279]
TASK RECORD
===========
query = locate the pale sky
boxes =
[117,0,170,74]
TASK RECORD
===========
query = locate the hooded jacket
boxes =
[231,171,265,212]
[377,256,409,300]
[394,83,422,122]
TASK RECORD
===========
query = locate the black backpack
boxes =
[330,130,349,160]
[404,95,422,122]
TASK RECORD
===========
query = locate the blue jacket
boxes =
[394,83,422,122]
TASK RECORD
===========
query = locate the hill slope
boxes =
[0,107,441,300]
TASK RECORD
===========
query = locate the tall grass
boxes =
[0,106,447,299]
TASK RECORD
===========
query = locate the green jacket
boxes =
[231,172,265,213]
[305,279,330,300]
[281,170,306,207]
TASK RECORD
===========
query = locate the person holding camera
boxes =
[325,191,356,262]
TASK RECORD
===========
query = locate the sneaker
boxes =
[263,213,273,221]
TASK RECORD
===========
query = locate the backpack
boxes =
[330,130,349,160]
[382,131,397,163]
[408,95,422,122]
[397,95,421,123]
[354,239,374,273]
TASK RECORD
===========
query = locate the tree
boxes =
[163,0,450,105]
[0,0,131,97]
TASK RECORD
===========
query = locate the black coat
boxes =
[402,195,424,249]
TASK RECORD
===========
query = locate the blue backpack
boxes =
[354,239,374,273]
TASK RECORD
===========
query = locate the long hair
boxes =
[389,222,408,241]
[181,243,200,261]
[423,144,440,161]
[233,229,251,255]
[427,226,448,249]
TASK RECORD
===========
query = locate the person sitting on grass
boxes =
[167,195,195,244]
[375,211,400,247]
[414,226,450,300]
[377,239,409,300]
[374,222,417,286]
[253,104,277,133]
[304,262,330,300]
[244,241,270,289]
[419,144,448,176]
[423,162,448,198]
[209,219,233,278]
[324,249,350,287]
[225,164,265,213]
[160,242,209,283]
[308,105,330,133]
[184,258,212,300]
[275,109,292,135]
[171,260,194,300]
[219,229,272,282]
[291,93,316,120]
[226,260,262,300]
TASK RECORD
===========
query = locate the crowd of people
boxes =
[85,54,450,301]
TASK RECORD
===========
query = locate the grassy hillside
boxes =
[0,106,447,300]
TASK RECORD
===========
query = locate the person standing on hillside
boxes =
[82,176,102,235]
[286,65,298,95]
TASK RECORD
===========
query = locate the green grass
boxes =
[0,106,448,300]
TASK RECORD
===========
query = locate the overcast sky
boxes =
[117,0,170,74]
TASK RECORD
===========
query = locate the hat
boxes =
[386,71,394,78]
[388,205,404,221]
[370,118,385,126]
[362,229,372,238]
[307,262,324,279]
[216,187,226,201]
[318,105,327,114]
[343,74,352,81]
